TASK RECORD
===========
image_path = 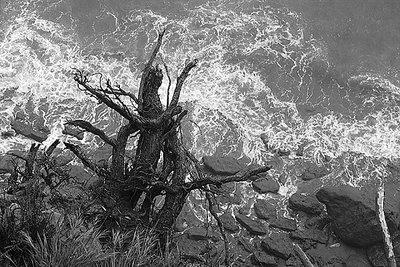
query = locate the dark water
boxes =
[1,0,400,197]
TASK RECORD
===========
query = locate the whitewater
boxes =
[1,0,400,208]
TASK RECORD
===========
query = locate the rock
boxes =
[63,125,84,140]
[0,154,15,174]
[254,199,277,221]
[290,229,328,244]
[286,256,303,267]
[220,212,239,232]
[269,217,297,232]
[1,130,15,138]
[288,192,324,215]
[316,185,400,247]
[252,178,280,194]
[187,227,214,241]
[367,232,400,267]
[300,163,330,181]
[251,251,277,267]
[11,119,50,142]
[203,156,246,175]
[345,254,372,267]
[235,213,267,236]
[305,216,330,230]
[261,232,293,260]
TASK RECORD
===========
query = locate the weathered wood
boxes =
[376,185,397,267]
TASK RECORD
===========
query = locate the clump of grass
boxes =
[23,215,107,267]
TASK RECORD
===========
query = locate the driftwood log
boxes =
[65,30,271,252]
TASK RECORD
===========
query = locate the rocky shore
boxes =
[173,155,400,267]
[1,118,400,267]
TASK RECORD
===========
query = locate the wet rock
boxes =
[254,199,277,221]
[300,162,330,181]
[203,156,246,175]
[220,212,239,232]
[316,185,400,247]
[261,232,293,260]
[235,214,267,236]
[345,254,372,267]
[252,178,280,194]
[251,251,277,267]
[11,119,50,142]
[288,192,324,215]
[63,124,84,140]
[269,217,297,232]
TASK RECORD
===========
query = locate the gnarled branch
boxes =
[66,120,115,146]
[182,165,272,191]
[64,142,109,178]
[169,59,198,108]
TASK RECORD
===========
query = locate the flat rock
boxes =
[290,229,328,244]
[288,192,324,215]
[261,232,293,260]
[269,217,297,232]
[187,227,213,241]
[316,185,400,247]
[203,156,245,175]
[235,213,267,235]
[300,163,330,181]
[252,178,280,194]
[11,119,50,142]
[251,251,277,267]
[254,199,277,221]
[220,212,239,232]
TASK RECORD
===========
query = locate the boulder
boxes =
[254,199,277,221]
[235,214,267,236]
[261,232,293,260]
[288,192,324,215]
[269,217,297,232]
[252,178,280,194]
[316,185,400,247]
[203,156,245,175]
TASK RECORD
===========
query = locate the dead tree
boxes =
[66,30,271,248]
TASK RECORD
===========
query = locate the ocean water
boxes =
[1,0,400,206]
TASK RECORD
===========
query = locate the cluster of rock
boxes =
[175,155,400,267]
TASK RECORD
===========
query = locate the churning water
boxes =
[1,0,400,198]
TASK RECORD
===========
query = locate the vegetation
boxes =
[0,30,270,266]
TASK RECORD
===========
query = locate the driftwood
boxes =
[376,185,397,267]
[66,30,271,253]
[293,243,315,267]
